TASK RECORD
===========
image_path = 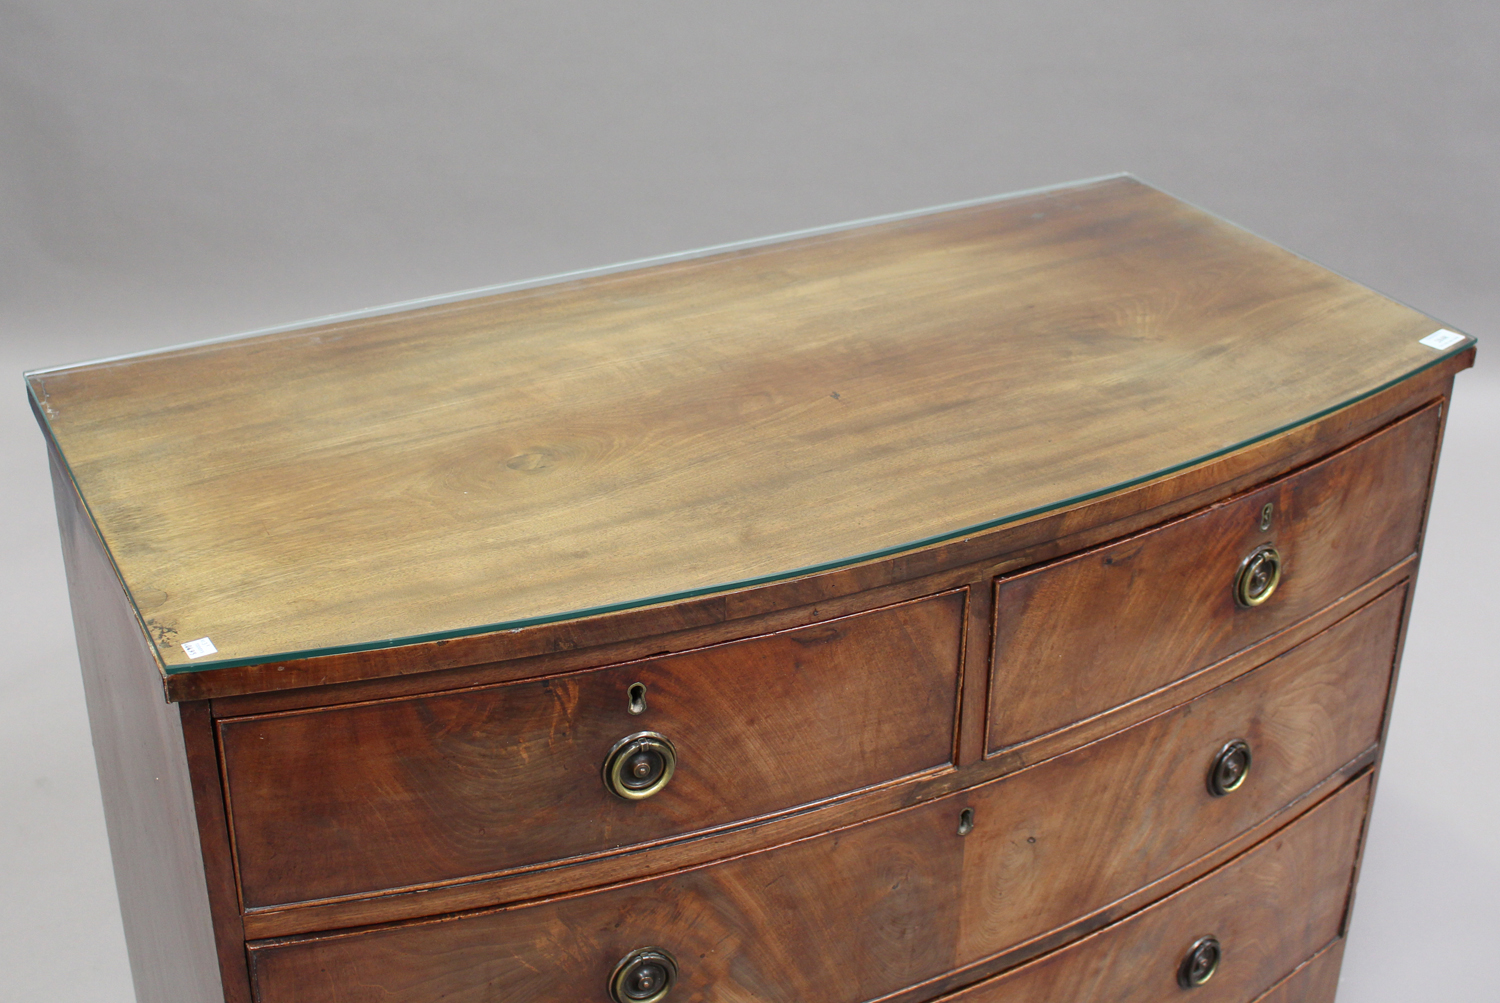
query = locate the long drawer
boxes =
[220,590,966,908]
[245,585,1404,1002]
[937,772,1370,1003]
[988,403,1436,753]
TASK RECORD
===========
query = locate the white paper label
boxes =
[1419,329,1465,350]
[181,637,218,659]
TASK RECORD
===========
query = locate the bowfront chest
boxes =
[30,176,1475,1003]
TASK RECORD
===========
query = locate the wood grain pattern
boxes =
[1251,939,1346,1003]
[31,178,1474,1003]
[48,446,245,1003]
[237,563,1405,940]
[187,374,1460,706]
[953,584,1401,971]
[243,585,1401,1002]
[28,177,1468,672]
[938,774,1370,1003]
[250,787,968,1003]
[220,590,964,908]
[988,401,1438,754]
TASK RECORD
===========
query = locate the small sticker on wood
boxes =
[181,637,218,659]
[1419,329,1466,351]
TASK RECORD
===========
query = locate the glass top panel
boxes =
[27,176,1475,674]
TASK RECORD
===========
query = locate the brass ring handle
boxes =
[1208,739,1252,797]
[603,732,677,800]
[1178,936,1222,988]
[610,947,678,1003]
[1234,544,1282,607]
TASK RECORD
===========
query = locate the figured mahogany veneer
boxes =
[988,403,1438,754]
[220,591,965,908]
[939,774,1371,1003]
[244,586,1402,1003]
[31,177,1473,1003]
[951,586,1401,975]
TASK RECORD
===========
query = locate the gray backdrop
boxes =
[3,3,1496,1000]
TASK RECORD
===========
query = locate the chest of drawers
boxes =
[29,176,1474,1003]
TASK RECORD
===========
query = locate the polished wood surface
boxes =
[1251,939,1346,1003]
[955,584,1400,971]
[939,774,1370,1003]
[249,779,967,1003]
[27,177,1467,672]
[34,182,1472,1003]
[177,369,1462,705]
[244,586,1400,1001]
[988,404,1438,752]
[48,449,246,1003]
[236,564,1404,940]
[220,590,964,908]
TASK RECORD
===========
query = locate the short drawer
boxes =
[939,772,1370,1003]
[221,589,965,909]
[988,403,1438,753]
[245,586,1401,1003]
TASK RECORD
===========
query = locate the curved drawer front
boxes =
[1252,942,1347,1003]
[941,773,1370,1003]
[245,587,1400,1002]
[988,403,1437,753]
[249,789,968,1003]
[221,590,965,909]
[953,583,1400,969]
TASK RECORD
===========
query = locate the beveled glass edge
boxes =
[130,334,1472,675]
[21,173,1478,677]
[24,173,1132,379]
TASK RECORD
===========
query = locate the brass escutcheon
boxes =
[610,948,679,1003]
[1208,739,1252,797]
[1234,544,1282,607]
[603,732,677,800]
[957,807,975,836]
[1178,935,1222,988]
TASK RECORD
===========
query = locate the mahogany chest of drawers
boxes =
[29,176,1475,1003]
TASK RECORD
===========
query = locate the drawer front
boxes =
[246,587,1400,1003]
[941,773,1369,1003]
[249,785,969,1003]
[953,582,1400,967]
[988,403,1437,753]
[222,590,965,908]
[1252,941,1346,1003]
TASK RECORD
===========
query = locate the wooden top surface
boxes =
[28,176,1471,673]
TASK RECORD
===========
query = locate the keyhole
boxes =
[957,808,975,836]
[1259,502,1274,532]
[628,682,648,715]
